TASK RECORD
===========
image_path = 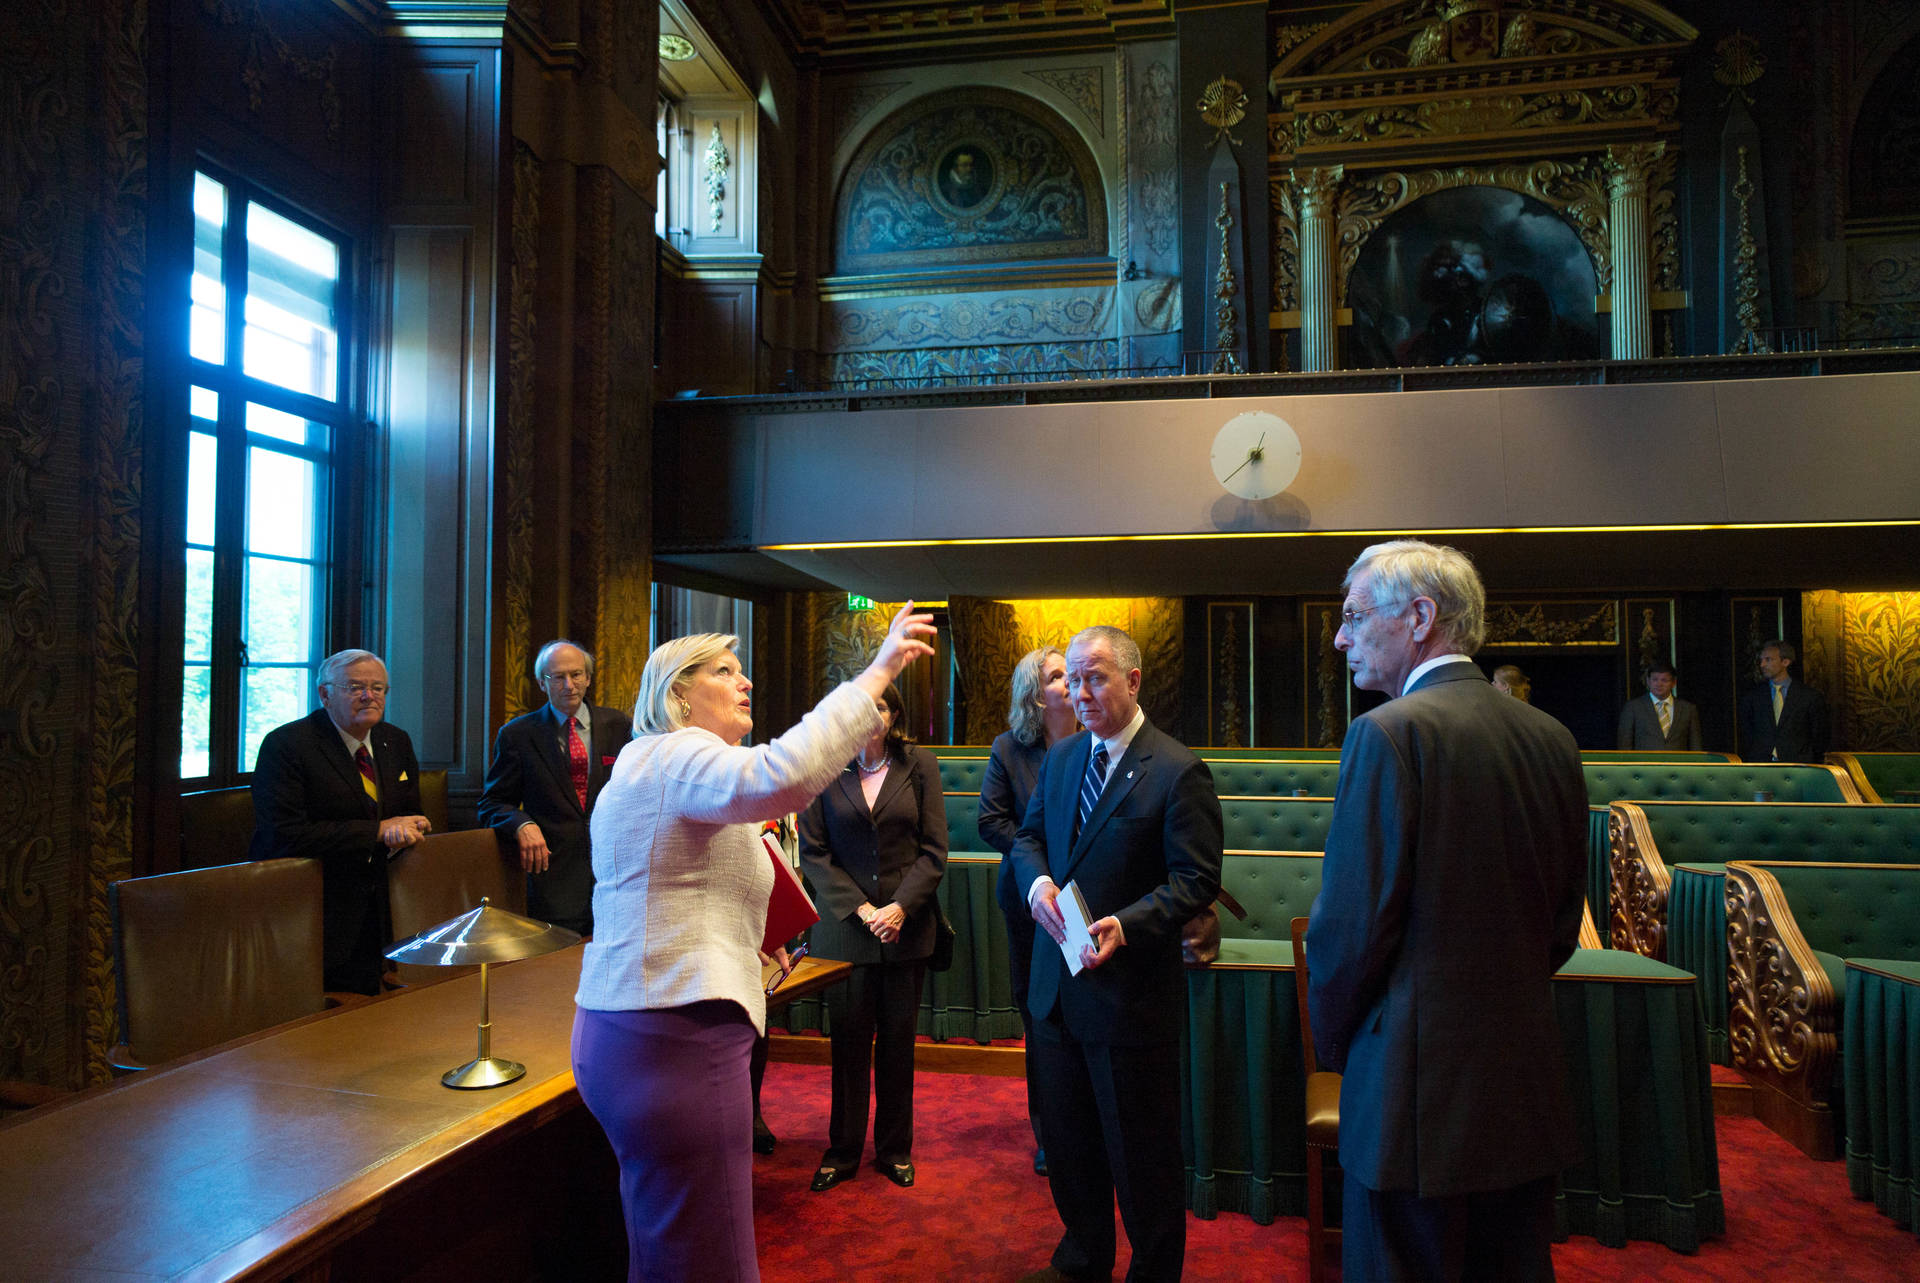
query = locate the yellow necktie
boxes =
[1772,683,1784,723]
[1657,698,1671,736]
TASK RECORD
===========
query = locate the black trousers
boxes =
[997,882,1045,1153]
[823,959,927,1170]
[1341,1169,1558,1282]
[1030,1017,1185,1282]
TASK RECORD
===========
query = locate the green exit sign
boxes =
[847,594,874,611]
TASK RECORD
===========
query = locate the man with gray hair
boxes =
[1307,539,1586,1281]
[479,639,632,935]
[250,649,430,994]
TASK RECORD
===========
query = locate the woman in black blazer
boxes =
[976,645,1079,1175]
[798,682,948,1192]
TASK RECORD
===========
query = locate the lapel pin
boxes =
[1126,770,1134,779]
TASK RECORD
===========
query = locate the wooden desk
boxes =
[0,946,626,1281]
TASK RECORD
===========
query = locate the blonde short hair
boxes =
[634,633,739,735]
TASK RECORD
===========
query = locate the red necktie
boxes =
[568,717,589,810]
[355,746,379,811]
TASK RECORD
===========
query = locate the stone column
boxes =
[1291,165,1344,371]
[1604,143,1664,361]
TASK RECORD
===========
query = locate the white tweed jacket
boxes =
[575,682,880,1032]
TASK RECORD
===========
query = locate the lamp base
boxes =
[441,1055,526,1089]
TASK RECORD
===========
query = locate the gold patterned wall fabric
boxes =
[949,597,1183,746]
[1804,590,1920,751]
[0,0,147,1091]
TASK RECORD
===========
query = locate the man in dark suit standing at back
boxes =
[250,649,431,994]
[1009,624,1223,1283]
[478,640,632,936]
[1617,660,1703,751]
[1739,639,1830,762]
[1308,540,1587,1281]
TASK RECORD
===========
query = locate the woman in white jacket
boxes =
[573,604,936,1283]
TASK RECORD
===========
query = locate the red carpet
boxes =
[753,1060,1915,1282]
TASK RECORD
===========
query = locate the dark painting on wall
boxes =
[1346,185,1600,369]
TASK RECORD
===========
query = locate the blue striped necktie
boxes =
[1077,744,1109,835]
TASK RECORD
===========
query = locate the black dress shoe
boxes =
[809,1166,854,1193]
[875,1159,915,1188]
[752,1115,777,1155]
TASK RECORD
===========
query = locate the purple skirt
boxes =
[572,1001,759,1283]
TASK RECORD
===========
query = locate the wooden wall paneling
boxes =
[381,46,503,803]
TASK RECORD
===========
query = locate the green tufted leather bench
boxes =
[1581,763,1861,947]
[1725,859,1920,1159]
[1829,752,1920,804]
[1220,796,1336,854]
[938,756,991,796]
[1218,852,1323,942]
[945,792,985,854]
[1206,760,1343,798]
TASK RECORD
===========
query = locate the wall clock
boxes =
[1210,411,1302,500]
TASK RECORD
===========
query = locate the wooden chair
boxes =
[109,859,330,1069]
[386,828,524,986]
[1291,916,1341,1283]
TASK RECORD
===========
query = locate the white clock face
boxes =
[1210,411,1302,500]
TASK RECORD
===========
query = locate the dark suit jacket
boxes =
[1616,693,1703,750]
[1006,719,1223,1047]
[799,745,949,965]
[980,730,1047,922]
[248,708,424,978]
[476,702,632,933]
[1739,680,1830,762]
[1307,663,1586,1198]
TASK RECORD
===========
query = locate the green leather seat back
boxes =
[1220,797,1336,852]
[1849,753,1920,800]
[1584,763,1847,806]
[1219,851,1322,941]
[946,791,984,853]
[1635,803,1920,868]
[1206,759,1343,798]
[939,757,990,795]
[1753,861,1920,963]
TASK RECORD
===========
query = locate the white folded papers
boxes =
[1058,880,1097,976]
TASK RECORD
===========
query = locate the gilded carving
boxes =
[1294,85,1658,150]
[1711,29,1766,100]
[1197,76,1247,148]
[1729,145,1766,353]
[1607,806,1668,959]
[1273,0,1692,81]
[1270,178,1299,311]
[1322,161,1611,303]
[1211,183,1241,373]
[1482,599,1619,646]
[704,122,730,233]
[1206,603,1253,748]
[1725,864,1836,1110]
[1304,601,1346,748]
[1027,67,1104,133]
[1274,24,1324,62]
[501,143,540,722]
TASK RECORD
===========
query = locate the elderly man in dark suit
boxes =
[1617,660,1703,751]
[250,649,431,994]
[1739,639,1831,763]
[1308,540,1587,1282]
[1009,624,1223,1283]
[478,639,632,936]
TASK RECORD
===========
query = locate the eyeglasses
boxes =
[541,671,589,686]
[330,681,389,697]
[1339,603,1397,628]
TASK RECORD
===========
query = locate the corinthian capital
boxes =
[1289,165,1345,219]
[1603,143,1666,201]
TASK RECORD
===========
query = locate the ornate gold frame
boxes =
[1267,0,1694,315]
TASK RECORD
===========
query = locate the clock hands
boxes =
[1219,432,1267,485]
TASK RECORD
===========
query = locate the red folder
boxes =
[761,832,819,953]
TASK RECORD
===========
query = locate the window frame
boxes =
[180,160,358,789]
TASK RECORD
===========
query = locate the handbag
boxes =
[929,907,956,972]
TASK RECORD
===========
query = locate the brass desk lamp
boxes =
[385,898,580,1089]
